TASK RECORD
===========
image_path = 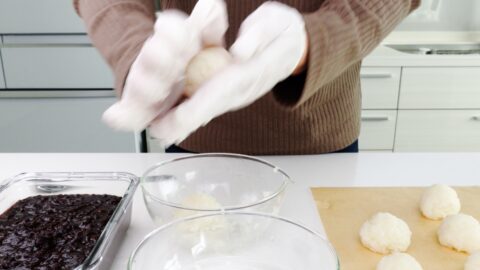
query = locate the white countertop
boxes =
[1,153,479,269]
[384,31,480,45]
[363,31,480,66]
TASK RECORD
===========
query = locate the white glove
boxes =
[102,0,228,131]
[149,2,308,146]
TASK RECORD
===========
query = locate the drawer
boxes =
[399,67,480,109]
[0,96,137,152]
[1,40,113,88]
[0,0,85,34]
[359,110,397,150]
[395,110,480,152]
[360,67,401,109]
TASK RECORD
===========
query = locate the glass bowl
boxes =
[129,212,339,270]
[141,153,291,225]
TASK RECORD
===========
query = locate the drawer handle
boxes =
[472,116,480,121]
[361,116,389,122]
[360,73,393,79]
[2,35,91,46]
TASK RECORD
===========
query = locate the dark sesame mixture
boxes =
[0,194,120,269]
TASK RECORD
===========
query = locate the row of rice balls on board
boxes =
[359,184,480,270]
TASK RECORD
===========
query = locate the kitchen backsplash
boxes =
[396,0,480,31]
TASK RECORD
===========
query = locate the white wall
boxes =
[396,0,480,31]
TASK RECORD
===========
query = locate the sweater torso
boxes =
[164,0,361,154]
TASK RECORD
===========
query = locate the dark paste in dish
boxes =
[0,194,120,269]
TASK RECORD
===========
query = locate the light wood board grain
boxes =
[311,187,480,270]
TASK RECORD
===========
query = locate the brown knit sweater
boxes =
[74,0,419,155]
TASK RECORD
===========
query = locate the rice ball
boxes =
[465,251,480,270]
[360,212,412,254]
[437,213,480,253]
[174,193,222,219]
[376,253,423,270]
[184,47,232,96]
[174,193,227,235]
[420,184,461,220]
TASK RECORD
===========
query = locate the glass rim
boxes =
[141,153,292,211]
[128,211,339,270]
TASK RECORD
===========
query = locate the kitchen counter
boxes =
[0,153,479,268]
[364,45,480,66]
[364,31,480,66]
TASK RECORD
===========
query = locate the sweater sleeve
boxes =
[73,0,156,95]
[273,0,420,107]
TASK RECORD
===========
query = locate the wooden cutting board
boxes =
[311,187,480,270]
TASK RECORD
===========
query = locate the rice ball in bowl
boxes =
[141,153,292,225]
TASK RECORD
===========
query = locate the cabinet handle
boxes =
[360,73,392,79]
[0,90,115,98]
[361,116,389,122]
[2,35,91,47]
[472,116,480,121]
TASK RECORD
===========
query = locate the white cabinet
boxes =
[359,110,397,150]
[360,63,480,152]
[395,110,480,152]
[359,67,400,151]
[0,52,5,89]
[0,0,85,34]
[361,67,401,109]
[0,96,137,152]
[1,37,113,88]
[147,139,164,153]
[399,67,480,109]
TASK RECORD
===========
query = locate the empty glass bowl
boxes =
[128,212,339,270]
[141,154,291,225]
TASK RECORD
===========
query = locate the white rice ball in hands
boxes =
[376,253,423,270]
[360,212,412,254]
[465,251,480,270]
[184,47,232,97]
[420,184,461,220]
[437,213,480,254]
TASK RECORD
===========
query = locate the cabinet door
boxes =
[359,110,397,150]
[360,67,401,109]
[0,96,137,152]
[399,67,480,109]
[0,0,85,34]
[1,44,113,89]
[395,110,480,152]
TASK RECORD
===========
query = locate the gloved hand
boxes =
[103,0,228,131]
[149,2,308,146]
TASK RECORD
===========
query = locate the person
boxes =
[74,0,420,155]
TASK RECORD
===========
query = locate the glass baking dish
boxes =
[0,172,139,270]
